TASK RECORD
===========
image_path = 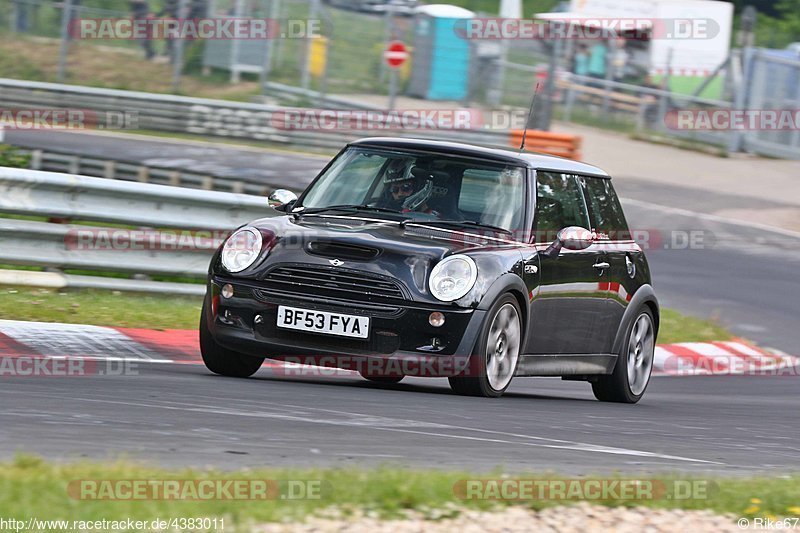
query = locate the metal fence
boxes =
[0,167,272,294]
[559,73,733,146]
[0,0,415,95]
[2,0,798,160]
[734,48,800,159]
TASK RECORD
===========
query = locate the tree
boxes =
[775,0,800,40]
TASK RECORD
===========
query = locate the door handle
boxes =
[592,262,610,270]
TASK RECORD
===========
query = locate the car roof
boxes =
[348,137,610,178]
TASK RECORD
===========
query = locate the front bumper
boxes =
[206,277,485,376]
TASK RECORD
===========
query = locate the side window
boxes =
[582,177,631,240]
[458,166,524,230]
[534,172,591,243]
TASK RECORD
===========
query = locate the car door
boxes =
[582,175,637,353]
[525,172,610,355]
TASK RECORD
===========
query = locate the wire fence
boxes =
[1,0,799,158]
[0,0,731,103]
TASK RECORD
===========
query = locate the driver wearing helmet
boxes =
[380,160,438,216]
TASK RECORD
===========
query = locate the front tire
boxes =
[592,307,656,403]
[200,301,265,378]
[449,294,522,398]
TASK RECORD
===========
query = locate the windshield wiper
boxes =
[405,219,513,236]
[296,204,403,216]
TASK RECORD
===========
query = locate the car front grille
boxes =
[260,264,406,302]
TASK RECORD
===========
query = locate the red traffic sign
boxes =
[383,41,409,68]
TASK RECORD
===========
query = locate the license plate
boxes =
[276,306,370,339]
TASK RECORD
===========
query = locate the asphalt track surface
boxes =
[1,366,798,474]
[1,129,798,474]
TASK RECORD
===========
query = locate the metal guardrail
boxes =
[0,168,274,294]
[0,218,212,277]
[0,78,511,149]
[23,148,266,195]
[0,167,268,228]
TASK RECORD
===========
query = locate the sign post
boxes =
[383,40,409,110]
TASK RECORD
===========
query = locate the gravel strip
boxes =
[256,503,739,532]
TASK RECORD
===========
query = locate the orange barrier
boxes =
[509,130,582,160]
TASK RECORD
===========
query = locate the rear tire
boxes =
[449,294,522,398]
[592,307,656,403]
[200,301,265,378]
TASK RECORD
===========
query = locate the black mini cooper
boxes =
[200,138,659,403]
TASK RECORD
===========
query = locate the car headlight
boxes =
[429,255,478,302]
[221,227,263,273]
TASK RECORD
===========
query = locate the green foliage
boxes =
[742,0,800,48]
[0,456,799,524]
[0,144,31,168]
[774,0,800,42]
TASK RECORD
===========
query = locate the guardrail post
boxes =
[169,171,181,186]
[601,79,611,118]
[68,156,79,175]
[564,84,575,122]
[728,47,756,155]
[201,176,214,190]
[30,150,43,170]
[232,181,244,194]
[104,160,116,179]
[635,100,646,134]
[137,166,150,183]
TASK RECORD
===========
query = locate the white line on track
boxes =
[9,392,719,465]
[620,197,800,239]
[275,402,721,464]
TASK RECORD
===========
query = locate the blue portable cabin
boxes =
[407,4,475,101]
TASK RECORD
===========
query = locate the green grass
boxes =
[0,33,260,99]
[0,287,732,344]
[0,455,798,528]
[0,287,203,330]
[657,308,733,345]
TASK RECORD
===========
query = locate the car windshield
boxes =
[300,147,526,232]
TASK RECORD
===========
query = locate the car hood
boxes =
[237,214,523,303]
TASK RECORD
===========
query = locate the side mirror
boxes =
[268,189,298,212]
[542,226,593,258]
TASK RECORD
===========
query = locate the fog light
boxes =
[429,312,445,327]
[221,284,234,299]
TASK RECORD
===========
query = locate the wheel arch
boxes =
[476,273,529,346]
[612,284,660,356]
